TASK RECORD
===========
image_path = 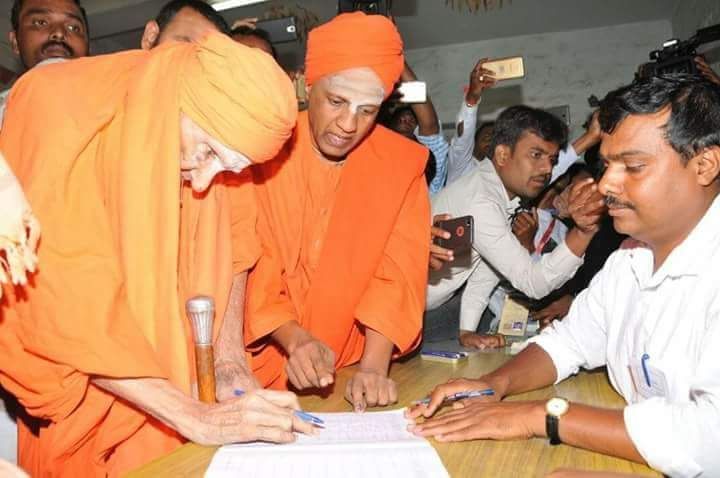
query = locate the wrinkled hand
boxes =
[459,331,506,350]
[231,17,258,30]
[568,178,605,234]
[695,56,720,85]
[345,368,398,413]
[409,400,543,442]
[532,294,573,329]
[186,389,317,445]
[406,377,501,419]
[430,213,454,270]
[286,331,335,390]
[466,58,497,104]
[215,358,261,402]
[512,208,539,252]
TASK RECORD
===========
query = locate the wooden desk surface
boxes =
[128,351,659,478]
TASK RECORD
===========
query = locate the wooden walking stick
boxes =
[186,295,216,403]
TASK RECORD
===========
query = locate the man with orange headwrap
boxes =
[0,33,316,476]
[245,12,430,412]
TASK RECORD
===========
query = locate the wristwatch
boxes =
[545,397,569,445]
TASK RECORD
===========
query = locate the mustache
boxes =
[604,195,634,209]
[531,174,551,185]
[41,40,73,56]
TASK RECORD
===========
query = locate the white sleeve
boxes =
[623,313,720,477]
[447,100,479,185]
[528,252,612,382]
[550,145,579,184]
[459,200,583,331]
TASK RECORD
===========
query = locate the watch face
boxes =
[546,398,569,416]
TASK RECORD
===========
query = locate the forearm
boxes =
[484,344,557,396]
[571,131,600,156]
[559,404,644,463]
[525,400,644,463]
[270,320,305,353]
[402,63,439,135]
[564,228,595,257]
[92,377,198,437]
[215,273,248,363]
[359,327,394,375]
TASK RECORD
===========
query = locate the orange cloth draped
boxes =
[246,112,430,388]
[305,12,403,98]
[0,33,296,477]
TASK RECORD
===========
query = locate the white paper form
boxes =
[205,409,450,478]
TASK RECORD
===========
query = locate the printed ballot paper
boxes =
[205,409,449,478]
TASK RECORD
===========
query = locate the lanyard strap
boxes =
[534,217,557,255]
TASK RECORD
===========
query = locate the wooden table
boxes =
[128,350,659,478]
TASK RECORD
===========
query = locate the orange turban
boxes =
[180,34,297,163]
[305,12,404,98]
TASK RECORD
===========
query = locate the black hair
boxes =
[425,150,437,186]
[488,105,568,160]
[231,25,276,58]
[11,0,89,35]
[155,0,229,35]
[599,74,720,163]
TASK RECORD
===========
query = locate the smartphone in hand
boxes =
[434,215,474,254]
[483,56,525,80]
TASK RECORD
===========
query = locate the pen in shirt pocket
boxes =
[233,389,325,426]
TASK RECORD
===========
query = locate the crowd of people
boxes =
[0,0,719,476]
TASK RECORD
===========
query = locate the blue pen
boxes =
[413,388,494,406]
[233,389,325,426]
[640,353,652,387]
[422,350,468,359]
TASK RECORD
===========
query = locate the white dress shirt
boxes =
[427,158,583,332]
[530,195,720,478]
[487,209,569,321]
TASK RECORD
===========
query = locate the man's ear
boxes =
[8,31,19,56]
[494,144,511,167]
[140,21,160,50]
[695,146,720,187]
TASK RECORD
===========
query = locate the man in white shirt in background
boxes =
[447,58,602,186]
[425,104,605,348]
[411,74,720,478]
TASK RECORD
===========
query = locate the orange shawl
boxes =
[0,33,296,476]
[246,112,430,388]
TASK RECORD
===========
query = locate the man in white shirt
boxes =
[426,105,604,348]
[446,58,602,186]
[410,74,720,478]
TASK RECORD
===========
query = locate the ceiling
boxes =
[0,0,678,71]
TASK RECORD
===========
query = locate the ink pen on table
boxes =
[233,389,325,427]
[412,388,495,406]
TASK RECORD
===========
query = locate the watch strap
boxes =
[546,413,561,445]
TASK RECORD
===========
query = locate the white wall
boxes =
[671,0,720,70]
[405,20,673,138]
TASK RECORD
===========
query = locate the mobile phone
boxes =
[434,215,474,254]
[484,56,525,80]
[397,81,427,103]
[255,17,297,44]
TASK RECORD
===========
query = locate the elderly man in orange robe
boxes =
[0,33,316,476]
[246,12,430,412]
